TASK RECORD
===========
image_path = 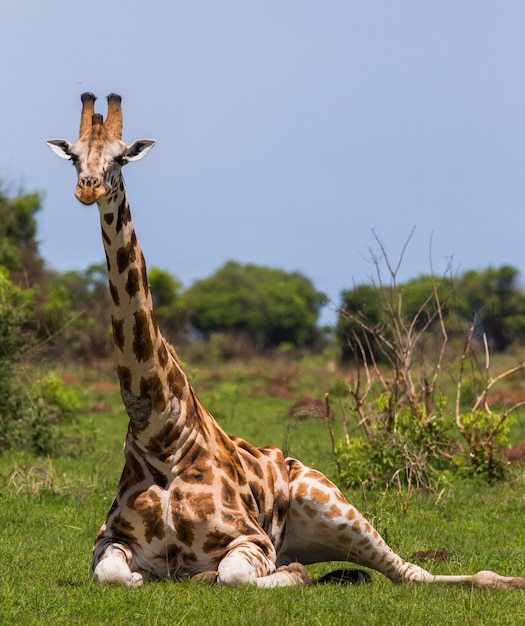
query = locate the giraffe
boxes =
[47,93,525,590]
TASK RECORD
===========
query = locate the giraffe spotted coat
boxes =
[46,93,525,590]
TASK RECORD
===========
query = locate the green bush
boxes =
[334,393,454,491]
[187,260,326,350]
[0,268,80,455]
[332,242,521,494]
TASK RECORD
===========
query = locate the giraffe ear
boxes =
[123,140,156,163]
[46,139,73,160]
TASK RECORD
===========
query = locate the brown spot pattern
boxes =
[185,491,216,519]
[158,544,183,575]
[125,267,140,298]
[109,514,136,544]
[180,446,214,485]
[140,373,165,412]
[109,280,120,306]
[143,457,169,490]
[310,487,331,505]
[133,309,154,361]
[130,489,165,543]
[201,530,234,554]
[102,228,111,247]
[170,487,196,546]
[118,449,146,497]
[116,232,137,273]
[303,504,317,519]
[116,198,131,234]
[140,252,148,287]
[221,477,238,509]
[117,365,132,392]
[323,504,343,520]
[238,449,264,479]
[112,316,125,351]
[167,364,187,396]
[158,344,169,368]
[147,421,181,461]
[249,481,266,509]
[294,481,309,505]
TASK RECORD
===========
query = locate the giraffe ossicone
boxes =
[46,93,525,590]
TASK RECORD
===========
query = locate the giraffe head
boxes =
[47,93,155,206]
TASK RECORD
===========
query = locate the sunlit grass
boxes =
[1,357,524,625]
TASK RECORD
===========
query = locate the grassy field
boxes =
[1,358,525,625]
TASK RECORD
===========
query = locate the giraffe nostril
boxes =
[79,176,102,189]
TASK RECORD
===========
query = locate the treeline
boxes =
[1,188,327,362]
[338,266,525,363]
[3,186,525,364]
[4,185,525,477]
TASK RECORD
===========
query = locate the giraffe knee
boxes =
[92,544,143,587]
[93,557,143,587]
[217,557,257,585]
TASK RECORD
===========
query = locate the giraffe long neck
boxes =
[97,179,188,429]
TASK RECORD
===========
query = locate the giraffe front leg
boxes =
[217,541,312,587]
[92,543,144,587]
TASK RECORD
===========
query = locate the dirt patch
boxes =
[487,386,525,406]
[503,440,525,465]
[288,395,327,420]
[91,381,119,393]
[90,401,111,412]
[61,373,79,385]
[409,550,454,563]
[252,383,294,399]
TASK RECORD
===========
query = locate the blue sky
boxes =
[2,2,525,324]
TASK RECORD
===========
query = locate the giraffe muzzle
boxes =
[75,176,106,205]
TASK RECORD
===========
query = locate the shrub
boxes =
[332,234,525,495]
[0,268,79,455]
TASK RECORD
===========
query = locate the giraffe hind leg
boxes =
[280,459,425,583]
[282,460,525,589]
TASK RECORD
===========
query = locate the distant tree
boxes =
[338,265,525,361]
[0,187,44,285]
[456,266,525,351]
[338,274,453,363]
[337,284,382,362]
[0,267,34,361]
[39,263,112,361]
[148,267,188,341]
[40,265,189,361]
[400,275,452,328]
[187,261,326,349]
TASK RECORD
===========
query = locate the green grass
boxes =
[1,359,525,625]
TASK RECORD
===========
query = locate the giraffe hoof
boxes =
[276,562,313,585]
[472,571,525,590]
[191,570,219,583]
